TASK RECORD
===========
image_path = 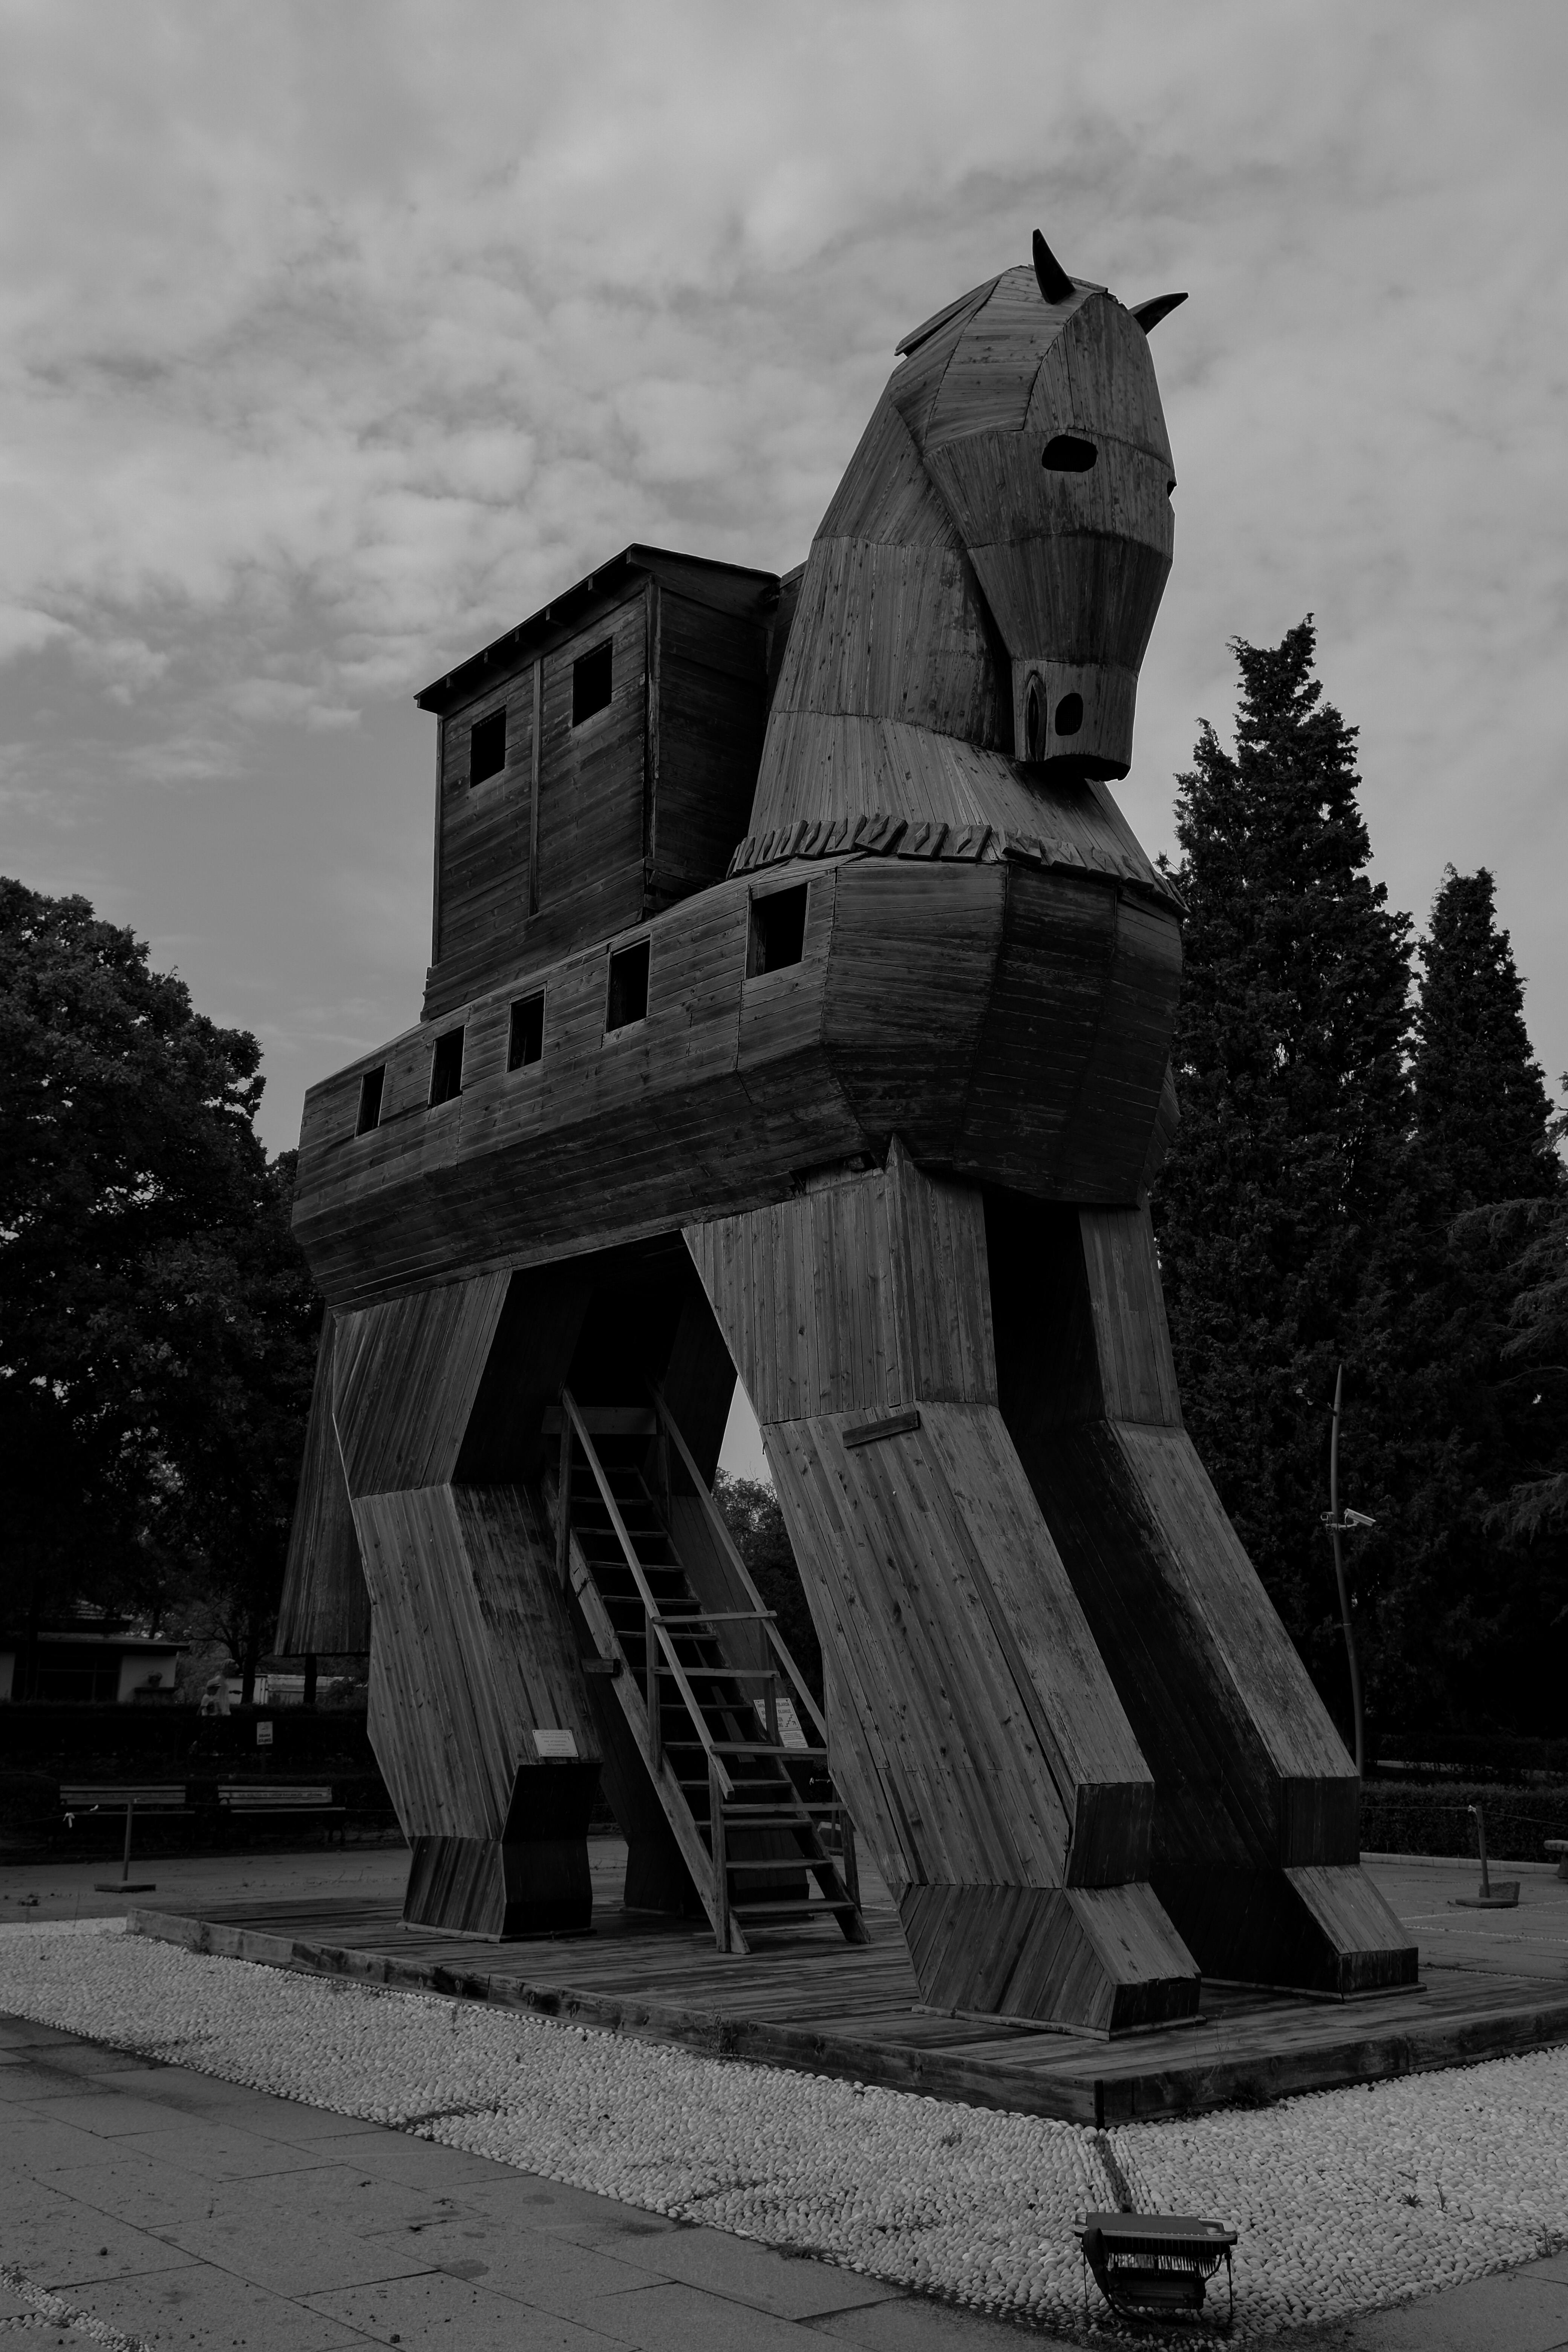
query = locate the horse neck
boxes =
[746,394,1007,843]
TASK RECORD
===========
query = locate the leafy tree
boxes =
[1152,621,1414,1724]
[714,1471,822,1702]
[0,878,319,1694]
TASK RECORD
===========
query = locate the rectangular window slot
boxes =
[572,640,613,726]
[355,1065,386,1135]
[469,708,506,786]
[747,882,809,977]
[508,992,545,1069]
[605,938,650,1032]
[429,1026,465,1106]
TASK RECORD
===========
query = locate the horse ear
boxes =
[1032,230,1075,306]
[1130,291,1188,334]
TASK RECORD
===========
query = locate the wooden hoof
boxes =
[403,1832,594,1940]
[899,1880,1199,2035]
[1156,1864,1418,1998]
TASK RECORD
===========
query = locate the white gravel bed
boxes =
[1,1920,1565,2342]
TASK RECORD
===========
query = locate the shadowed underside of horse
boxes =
[281,236,1416,2033]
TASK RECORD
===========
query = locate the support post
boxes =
[1326,1365,1366,1776]
[556,1410,573,1588]
[646,1611,662,1773]
[93,1796,155,1896]
[837,1804,861,1914]
[709,1754,730,1952]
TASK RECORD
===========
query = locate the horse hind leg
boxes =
[988,1194,1415,1998]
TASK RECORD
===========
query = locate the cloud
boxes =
[0,0,1563,1147]
[0,606,71,662]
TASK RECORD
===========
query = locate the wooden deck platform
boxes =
[128,1847,1568,2127]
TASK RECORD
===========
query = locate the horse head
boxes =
[745,234,1186,854]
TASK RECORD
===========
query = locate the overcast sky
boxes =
[3,3,1564,1468]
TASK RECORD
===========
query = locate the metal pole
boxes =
[1327,1364,1366,1776]
[1471,1803,1491,1899]
[119,1796,135,1888]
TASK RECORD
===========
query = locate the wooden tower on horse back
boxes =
[280,232,1416,2032]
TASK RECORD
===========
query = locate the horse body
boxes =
[281,245,1416,2026]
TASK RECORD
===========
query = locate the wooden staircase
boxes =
[544,1388,866,1955]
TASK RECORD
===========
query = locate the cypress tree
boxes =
[1152,621,1413,1722]
[1413,867,1559,1211]
[1391,876,1566,1728]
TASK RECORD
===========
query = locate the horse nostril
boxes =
[1054,693,1084,737]
[1042,434,1097,472]
[1025,678,1045,761]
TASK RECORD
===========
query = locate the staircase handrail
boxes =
[560,1387,735,1799]
[649,1384,830,1749]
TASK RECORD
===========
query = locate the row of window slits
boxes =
[463,639,614,789]
[353,883,808,1136]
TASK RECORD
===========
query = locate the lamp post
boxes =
[1320,1363,1375,1777]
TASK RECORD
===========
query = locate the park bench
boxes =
[1546,1839,1568,1882]
[1073,2211,1236,2327]
[59,1785,187,1894]
[216,1785,345,1842]
[60,1784,188,1823]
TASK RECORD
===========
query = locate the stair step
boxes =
[729,1898,862,1920]
[702,1741,828,1758]
[559,1386,864,1954]
[720,1806,843,1826]
[723,1856,831,1875]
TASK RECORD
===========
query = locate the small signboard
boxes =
[533,1727,578,1759]
[256,1720,274,1747]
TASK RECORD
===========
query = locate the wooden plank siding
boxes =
[332,1276,511,1499]
[292,859,1180,1312]
[420,559,784,1024]
[987,1195,1416,1998]
[355,1479,603,1940]
[277,1313,369,1655]
[434,671,534,975]
[686,1148,1198,2034]
[650,589,770,908]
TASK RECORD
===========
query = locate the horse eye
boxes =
[1041,434,1097,472]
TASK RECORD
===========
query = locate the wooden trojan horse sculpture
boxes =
[280,232,1416,2034]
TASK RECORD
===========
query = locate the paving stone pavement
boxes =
[8,2011,1568,2350]
[0,2011,1050,2350]
[4,1845,1567,2349]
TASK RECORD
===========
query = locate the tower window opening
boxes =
[469,708,506,786]
[572,641,613,725]
[746,883,809,976]
[355,1065,386,1135]
[429,1025,465,1105]
[605,938,650,1032]
[508,992,545,1069]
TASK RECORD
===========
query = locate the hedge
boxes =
[1360,1779,1568,1862]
